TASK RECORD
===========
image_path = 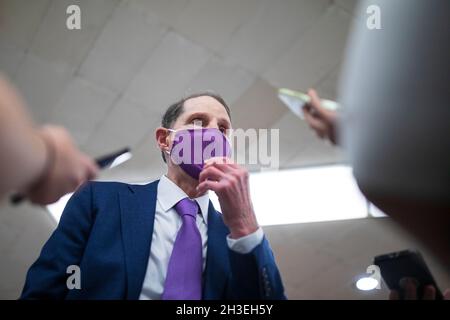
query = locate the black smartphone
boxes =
[374,249,443,299]
[10,147,131,205]
[94,147,131,169]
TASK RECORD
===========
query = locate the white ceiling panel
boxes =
[14,54,73,123]
[124,31,210,114]
[284,142,346,168]
[271,111,317,146]
[270,103,345,169]
[29,0,120,68]
[83,97,161,157]
[79,2,167,92]
[222,0,330,74]
[269,111,318,166]
[125,0,191,26]
[230,78,285,130]
[335,0,360,14]
[264,5,352,91]
[0,0,50,50]
[0,43,25,79]
[172,0,262,52]
[270,236,343,289]
[185,56,256,106]
[316,63,342,100]
[49,77,117,146]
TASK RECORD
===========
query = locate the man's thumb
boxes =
[444,288,450,300]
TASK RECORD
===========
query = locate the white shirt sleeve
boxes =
[226,227,264,254]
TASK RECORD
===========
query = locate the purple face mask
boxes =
[167,128,232,180]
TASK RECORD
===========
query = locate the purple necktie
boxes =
[162,198,202,300]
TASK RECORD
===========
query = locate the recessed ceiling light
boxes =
[356,277,379,291]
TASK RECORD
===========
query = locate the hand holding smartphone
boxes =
[278,88,339,119]
[374,249,443,300]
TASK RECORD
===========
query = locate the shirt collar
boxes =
[157,175,210,224]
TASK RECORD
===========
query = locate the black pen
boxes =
[10,147,132,205]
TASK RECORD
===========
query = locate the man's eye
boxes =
[191,118,204,126]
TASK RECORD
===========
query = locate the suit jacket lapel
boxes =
[203,202,230,299]
[120,180,159,300]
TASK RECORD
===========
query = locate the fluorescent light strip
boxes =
[210,165,368,226]
[48,165,375,225]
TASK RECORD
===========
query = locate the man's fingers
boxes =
[83,156,99,180]
[199,165,225,183]
[389,290,400,300]
[204,157,235,167]
[204,158,238,173]
[422,285,436,300]
[403,279,418,300]
[307,88,321,107]
[443,289,450,300]
[307,89,328,118]
[304,110,328,136]
[196,180,221,195]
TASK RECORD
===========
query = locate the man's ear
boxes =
[155,127,170,152]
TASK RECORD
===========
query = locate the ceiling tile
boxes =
[230,78,285,130]
[125,0,191,26]
[83,97,161,157]
[229,78,288,171]
[185,56,256,106]
[269,110,345,169]
[14,54,73,123]
[298,257,385,299]
[264,5,352,91]
[271,110,317,145]
[49,77,117,146]
[124,31,210,114]
[0,0,50,50]
[269,111,318,166]
[335,0,361,14]
[266,226,343,288]
[0,43,25,79]
[79,2,167,92]
[316,63,342,100]
[283,142,345,168]
[29,0,120,68]
[222,0,330,74]
[172,0,261,52]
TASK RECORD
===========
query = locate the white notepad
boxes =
[278,88,339,119]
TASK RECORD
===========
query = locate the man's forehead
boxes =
[183,96,228,115]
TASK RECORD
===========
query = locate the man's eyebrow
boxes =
[184,112,208,121]
[184,112,230,125]
[218,117,231,127]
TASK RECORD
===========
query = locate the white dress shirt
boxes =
[139,175,263,300]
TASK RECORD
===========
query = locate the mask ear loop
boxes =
[165,128,176,156]
[222,128,233,157]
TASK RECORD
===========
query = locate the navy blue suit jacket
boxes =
[21,180,286,300]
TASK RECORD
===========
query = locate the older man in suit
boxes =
[21,92,285,300]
